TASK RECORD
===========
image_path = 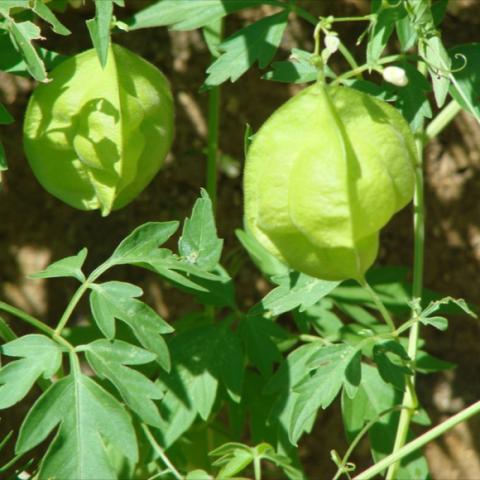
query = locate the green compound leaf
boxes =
[203,11,288,89]
[395,13,416,51]
[32,0,70,36]
[250,271,339,317]
[203,17,223,58]
[156,323,244,448]
[0,0,67,81]
[239,315,288,378]
[127,0,271,31]
[406,0,451,108]
[344,78,397,101]
[186,470,213,480]
[367,0,404,66]
[236,228,288,279]
[16,372,138,480]
[264,342,323,445]
[84,339,163,426]
[264,48,318,84]
[420,315,449,331]
[432,0,449,25]
[421,296,477,318]
[209,442,300,479]
[87,0,114,68]
[150,254,237,308]
[294,301,344,340]
[210,442,254,478]
[0,30,66,75]
[179,188,223,271]
[424,35,451,108]
[341,363,395,441]
[89,281,173,370]
[0,335,62,409]
[418,295,477,331]
[342,362,430,478]
[29,248,87,282]
[372,340,411,390]
[0,1,29,12]
[394,62,432,132]
[415,350,455,373]
[289,343,361,444]
[109,221,179,266]
[6,20,47,82]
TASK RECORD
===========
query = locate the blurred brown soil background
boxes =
[1,0,480,478]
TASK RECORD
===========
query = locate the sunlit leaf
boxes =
[179,188,223,271]
[0,335,62,409]
[16,372,138,479]
[89,281,173,370]
[203,11,288,88]
[127,0,273,31]
[85,340,163,426]
[29,248,87,282]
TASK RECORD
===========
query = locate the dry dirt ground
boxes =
[1,1,480,479]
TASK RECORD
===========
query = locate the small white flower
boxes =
[324,35,340,54]
[383,66,409,87]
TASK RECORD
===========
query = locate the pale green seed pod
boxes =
[244,83,417,281]
[23,44,174,216]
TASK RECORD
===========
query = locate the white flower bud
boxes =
[324,35,340,54]
[383,66,409,87]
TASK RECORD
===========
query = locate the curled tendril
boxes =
[331,405,411,480]
[383,0,403,9]
[451,53,468,73]
[421,52,468,79]
[331,449,356,479]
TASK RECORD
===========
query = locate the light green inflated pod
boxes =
[244,82,417,281]
[23,43,174,216]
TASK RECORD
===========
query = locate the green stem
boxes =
[0,306,68,389]
[333,405,408,480]
[328,15,374,23]
[0,451,29,474]
[54,282,91,336]
[425,99,462,142]
[54,261,110,337]
[360,280,396,331]
[147,470,171,480]
[338,42,360,72]
[289,3,318,25]
[313,21,323,57]
[333,54,409,85]
[0,301,55,337]
[354,400,480,480]
[141,424,183,480]
[393,318,417,336]
[298,334,330,344]
[288,4,361,73]
[254,455,262,480]
[207,85,220,209]
[205,18,223,210]
[385,84,427,479]
[0,315,16,342]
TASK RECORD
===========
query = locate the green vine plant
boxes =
[0,0,479,479]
